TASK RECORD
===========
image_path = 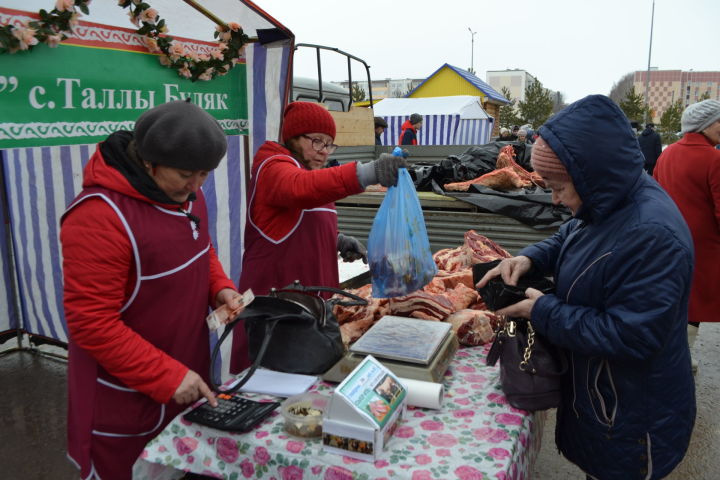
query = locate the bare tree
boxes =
[609,72,635,105]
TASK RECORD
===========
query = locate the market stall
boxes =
[133,344,545,480]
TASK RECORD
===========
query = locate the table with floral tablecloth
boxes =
[133,344,545,480]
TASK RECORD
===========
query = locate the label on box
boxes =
[335,355,406,429]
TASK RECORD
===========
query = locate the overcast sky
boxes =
[258,0,719,103]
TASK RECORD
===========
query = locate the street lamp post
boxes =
[643,0,655,125]
[468,28,476,75]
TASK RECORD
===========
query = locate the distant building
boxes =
[406,64,509,134]
[634,69,720,123]
[486,69,537,102]
[335,78,424,102]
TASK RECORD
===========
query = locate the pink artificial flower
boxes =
[169,42,186,60]
[132,0,141,5]
[217,42,228,51]
[454,465,483,480]
[128,10,140,27]
[280,465,304,480]
[144,37,160,53]
[240,459,254,478]
[253,446,270,465]
[69,11,81,26]
[139,8,158,24]
[210,48,224,60]
[45,33,64,48]
[178,63,192,79]
[55,0,75,12]
[215,437,239,463]
[12,27,39,50]
[227,22,241,32]
[158,55,172,66]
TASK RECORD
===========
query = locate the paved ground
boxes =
[1,323,718,479]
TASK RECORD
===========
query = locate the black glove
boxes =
[337,233,367,264]
[374,153,408,187]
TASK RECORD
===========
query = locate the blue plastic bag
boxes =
[367,168,438,298]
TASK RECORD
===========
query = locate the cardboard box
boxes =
[321,356,406,461]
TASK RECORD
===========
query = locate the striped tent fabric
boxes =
[0,166,19,337]
[1,138,246,345]
[380,114,492,146]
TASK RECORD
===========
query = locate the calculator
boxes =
[183,393,280,432]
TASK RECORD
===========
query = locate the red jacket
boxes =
[654,132,720,323]
[61,146,235,403]
[398,119,418,145]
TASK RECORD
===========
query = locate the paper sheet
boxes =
[398,377,444,409]
[227,368,318,397]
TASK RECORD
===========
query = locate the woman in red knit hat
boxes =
[230,101,406,373]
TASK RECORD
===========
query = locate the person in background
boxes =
[638,122,663,175]
[374,116,388,145]
[61,100,242,480]
[399,113,423,145]
[478,95,695,480]
[653,99,720,372]
[516,128,530,144]
[231,102,406,373]
[521,123,535,143]
[630,121,641,136]
[510,125,520,140]
[498,127,514,141]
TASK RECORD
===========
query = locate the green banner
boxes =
[0,43,247,148]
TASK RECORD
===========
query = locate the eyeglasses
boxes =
[301,135,338,154]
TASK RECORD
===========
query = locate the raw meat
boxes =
[446,309,500,346]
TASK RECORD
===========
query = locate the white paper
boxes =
[226,368,318,397]
[397,377,444,409]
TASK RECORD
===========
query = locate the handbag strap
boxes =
[208,313,298,393]
[277,282,368,307]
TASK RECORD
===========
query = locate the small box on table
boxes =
[322,355,406,461]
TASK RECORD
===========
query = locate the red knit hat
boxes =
[281,102,336,143]
[531,136,571,182]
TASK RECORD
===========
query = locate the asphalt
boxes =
[1,323,718,479]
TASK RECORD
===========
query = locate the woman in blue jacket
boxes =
[478,95,695,479]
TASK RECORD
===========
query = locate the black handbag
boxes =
[473,260,567,411]
[486,317,567,411]
[209,281,367,392]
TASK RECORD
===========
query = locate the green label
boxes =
[0,43,247,148]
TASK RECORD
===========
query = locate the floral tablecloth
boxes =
[133,344,545,480]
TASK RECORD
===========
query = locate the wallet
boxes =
[472,259,555,311]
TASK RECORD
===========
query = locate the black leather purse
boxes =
[210,281,367,392]
[473,261,567,412]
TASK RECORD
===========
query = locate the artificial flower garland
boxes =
[0,0,249,82]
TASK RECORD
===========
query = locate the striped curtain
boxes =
[1,137,245,344]
[379,115,491,146]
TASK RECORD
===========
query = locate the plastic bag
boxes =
[367,168,438,298]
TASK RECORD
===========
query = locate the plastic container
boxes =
[280,392,330,438]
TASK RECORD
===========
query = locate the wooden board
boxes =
[330,107,375,146]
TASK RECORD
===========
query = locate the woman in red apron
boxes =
[61,100,242,480]
[231,102,407,373]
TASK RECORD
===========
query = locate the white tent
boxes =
[373,95,494,146]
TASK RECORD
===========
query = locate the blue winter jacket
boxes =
[520,95,695,480]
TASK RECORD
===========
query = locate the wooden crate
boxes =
[329,107,374,146]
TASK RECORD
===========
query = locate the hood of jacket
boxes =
[641,127,655,137]
[538,95,644,223]
[252,141,295,169]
